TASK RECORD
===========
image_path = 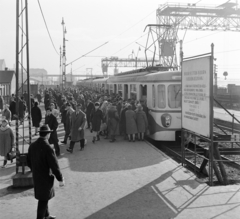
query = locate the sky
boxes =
[1,0,240,85]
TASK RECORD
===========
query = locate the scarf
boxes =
[0,124,10,131]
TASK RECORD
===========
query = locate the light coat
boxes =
[70,110,86,142]
[0,125,14,157]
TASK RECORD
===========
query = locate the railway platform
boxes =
[0,122,240,218]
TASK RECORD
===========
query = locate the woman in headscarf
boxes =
[136,104,148,141]
[0,119,15,168]
[125,105,138,142]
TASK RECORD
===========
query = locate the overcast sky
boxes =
[1,0,240,83]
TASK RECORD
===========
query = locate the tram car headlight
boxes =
[161,114,172,127]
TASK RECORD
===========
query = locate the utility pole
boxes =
[61,18,67,90]
[60,46,62,86]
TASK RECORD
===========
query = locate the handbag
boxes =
[7,148,16,161]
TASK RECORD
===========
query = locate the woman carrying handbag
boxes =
[0,119,15,168]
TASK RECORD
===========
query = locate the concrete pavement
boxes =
[0,122,240,218]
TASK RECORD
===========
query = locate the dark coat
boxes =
[136,110,148,133]
[27,137,63,201]
[70,110,86,142]
[125,109,138,134]
[19,99,26,119]
[31,106,42,127]
[120,107,127,135]
[60,104,67,124]
[9,100,16,118]
[91,108,103,132]
[0,96,4,110]
[86,101,94,116]
[45,114,59,145]
[65,108,75,135]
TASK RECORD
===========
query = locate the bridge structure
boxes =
[144,1,240,70]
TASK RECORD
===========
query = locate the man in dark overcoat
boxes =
[31,101,42,135]
[45,108,60,156]
[86,98,94,129]
[61,102,74,144]
[27,124,65,219]
[66,103,86,153]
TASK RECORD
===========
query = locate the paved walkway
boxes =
[0,119,240,218]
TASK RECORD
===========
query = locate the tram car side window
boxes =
[157,85,166,108]
[168,84,181,108]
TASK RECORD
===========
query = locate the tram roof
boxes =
[107,70,181,83]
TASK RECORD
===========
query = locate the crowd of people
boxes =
[0,86,150,219]
[0,86,149,168]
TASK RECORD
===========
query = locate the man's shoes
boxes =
[109,139,116,143]
[66,148,73,153]
[61,141,67,144]
[44,215,56,219]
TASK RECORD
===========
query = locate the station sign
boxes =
[182,56,212,137]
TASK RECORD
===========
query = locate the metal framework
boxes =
[101,57,157,76]
[145,1,240,70]
[15,0,32,172]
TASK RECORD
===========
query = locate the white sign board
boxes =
[182,56,211,137]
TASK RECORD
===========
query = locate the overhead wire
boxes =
[37,0,59,55]
[66,9,155,66]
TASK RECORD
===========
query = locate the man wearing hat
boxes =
[66,103,86,153]
[27,124,65,219]
[86,98,94,129]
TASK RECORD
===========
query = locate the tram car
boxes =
[79,69,181,141]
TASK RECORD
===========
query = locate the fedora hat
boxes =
[39,124,53,133]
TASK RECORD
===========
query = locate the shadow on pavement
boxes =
[64,138,167,172]
[85,169,179,219]
[0,185,34,200]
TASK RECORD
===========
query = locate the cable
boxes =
[67,9,155,66]
[37,0,59,55]
[183,31,220,44]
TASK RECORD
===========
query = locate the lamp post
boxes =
[61,18,67,89]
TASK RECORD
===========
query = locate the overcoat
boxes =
[119,107,127,135]
[65,108,75,136]
[19,99,26,119]
[27,137,63,201]
[136,110,148,133]
[9,100,16,118]
[0,125,14,157]
[0,96,4,110]
[125,109,138,134]
[31,105,42,127]
[91,108,103,132]
[107,106,119,136]
[70,110,86,142]
[45,114,59,145]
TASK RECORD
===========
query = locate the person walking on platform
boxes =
[50,102,59,118]
[125,104,138,142]
[19,97,27,125]
[119,102,128,140]
[136,104,148,141]
[0,119,14,168]
[66,103,86,153]
[27,124,65,219]
[2,104,11,125]
[61,102,74,144]
[90,102,103,143]
[107,102,119,142]
[86,98,94,129]
[45,107,60,157]
[31,102,42,135]
[9,97,16,121]
[0,95,4,112]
